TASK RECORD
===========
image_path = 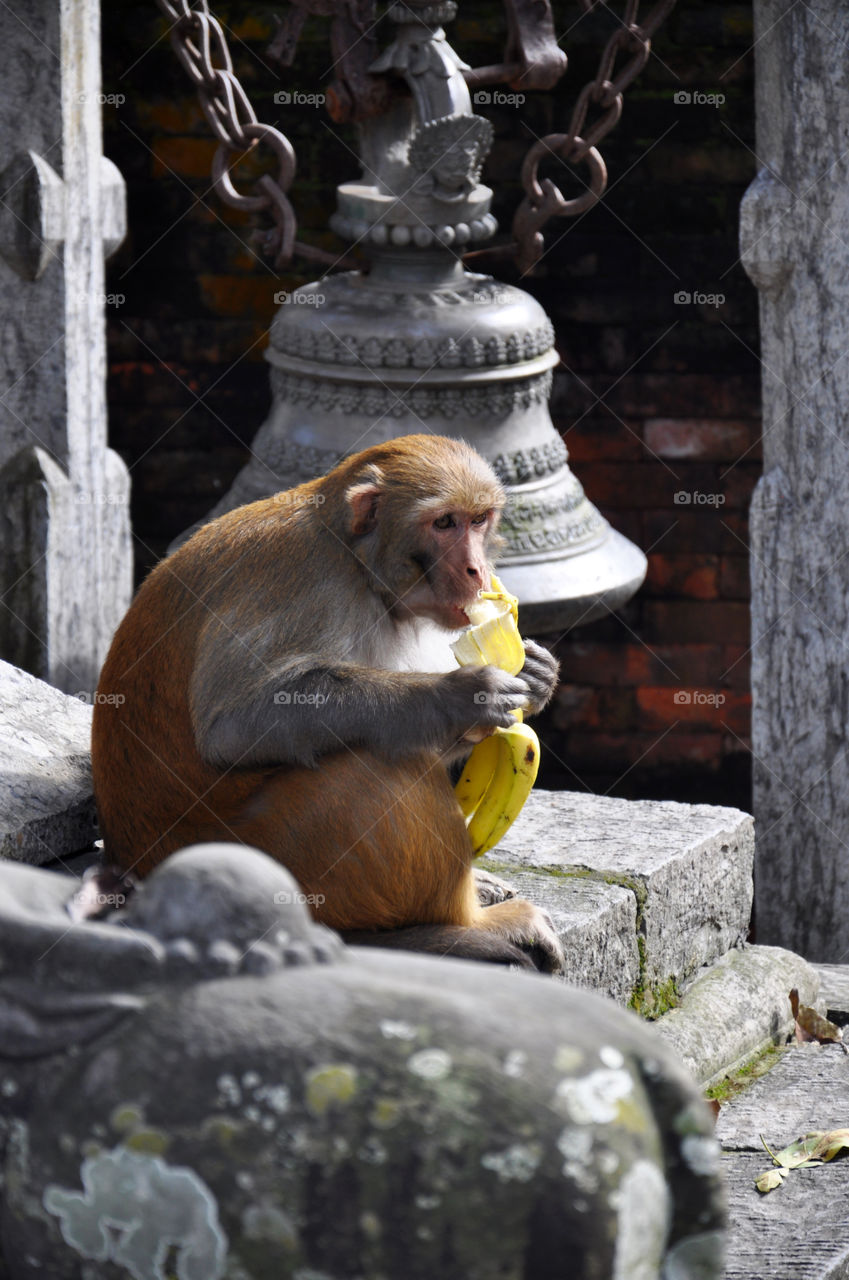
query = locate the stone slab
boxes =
[479,859,639,1004]
[0,659,97,865]
[492,790,754,993]
[721,1150,849,1280]
[816,964,849,1025]
[716,1044,849,1279]
[655,945,820,1086]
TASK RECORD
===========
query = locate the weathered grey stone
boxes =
[0,0,131,693]
[489,790,754,1004]
[816,964,849,1025]
[742,1,849,961]
[0,659,96,865]
[480,859,639,1004]
[654,945,820,1086]
[0,843,726,1279]
[716,1042,848,1152]
[717,1044,849,1279]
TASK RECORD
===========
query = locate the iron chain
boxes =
[513,0,677,272]
[155,0,298,267]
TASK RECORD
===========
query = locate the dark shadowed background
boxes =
[101,2,758,808]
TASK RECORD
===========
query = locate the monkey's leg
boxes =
[230,750,562,971]
[466,897,565,975]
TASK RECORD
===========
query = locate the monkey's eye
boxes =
[433,514,456,530]
[471,512,490,526]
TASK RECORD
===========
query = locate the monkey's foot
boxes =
[478,899,565,976]
[474,867,517,907]
[517,906,564,976]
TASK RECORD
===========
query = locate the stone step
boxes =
[654,944,820,1086]
[716,1028,849,1280]
[481,789,754,1013]
[0,659,96,865]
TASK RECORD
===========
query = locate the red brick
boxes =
[643,509,723,553]
[644,418,761,462]
[559,730,723,773]
[721,645,751,689]
[637,686,750,732]
[151,136,218,180]
[561,416,644,462]
[642,601,750,644]
[551,684,598,729]
[574,462,719,509]
[719,512,750,554]
[558,641,726,689]
[719,556,750,599]
[646,554,720,599]
[197,275,278,324]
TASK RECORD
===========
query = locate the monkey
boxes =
[91,434,564,972]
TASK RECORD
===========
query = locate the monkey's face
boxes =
[393,506,500,630]
[341,441,505,629]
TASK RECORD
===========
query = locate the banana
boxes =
[452,575,541,855]
[462,722,540,857]
[454,732,501,816]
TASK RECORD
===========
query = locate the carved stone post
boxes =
[741,0,849,958]
[0,0,132,694]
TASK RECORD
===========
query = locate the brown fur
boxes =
[91,436,563,970]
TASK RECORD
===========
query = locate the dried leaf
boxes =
[807,1128,849,1164]
[755,1167,787,1193]
[757,1128,849,1192]
[789,987,844,1045]
[773,1133,826,1169]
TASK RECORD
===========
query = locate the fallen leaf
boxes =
[808,1128,849,1163]
[755,1168,787,1193]
[756,1129,849,1192]
[789,987,845,1046]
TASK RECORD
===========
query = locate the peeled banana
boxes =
[451,575,541,856]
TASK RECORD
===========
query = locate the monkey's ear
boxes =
[345,466,384,537]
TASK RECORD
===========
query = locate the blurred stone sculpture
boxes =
[0,843,724,1278]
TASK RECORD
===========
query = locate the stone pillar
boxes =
[741,1,849,959]
[0,0,131,695]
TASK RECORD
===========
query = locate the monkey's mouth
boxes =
[445,604,473,628]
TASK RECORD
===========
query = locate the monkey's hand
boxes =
[518,640,560,717]
[441,665,531,743]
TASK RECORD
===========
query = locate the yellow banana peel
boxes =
[451,573,540,856]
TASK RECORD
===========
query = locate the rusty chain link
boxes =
[154,0,673,275]
[155,0,329,269]
[512,0,677,273]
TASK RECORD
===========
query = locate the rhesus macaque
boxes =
[92,435,563,971]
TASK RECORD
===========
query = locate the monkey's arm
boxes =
[518,640,560,716]
[190,642,532,769]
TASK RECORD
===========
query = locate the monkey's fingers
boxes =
[519,640,560,715]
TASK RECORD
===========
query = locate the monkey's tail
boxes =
[341,924,538,971]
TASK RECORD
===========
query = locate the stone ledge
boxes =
[481,863,639,1004]
[653,944,820,1086]
[483,790,754,1011]
[716,1041,849,1279]
[0,660,96,865]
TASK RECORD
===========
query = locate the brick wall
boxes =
[101,2,759,809]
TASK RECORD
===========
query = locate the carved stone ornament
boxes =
[0,842,725,1278]
[408,114,495,202]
